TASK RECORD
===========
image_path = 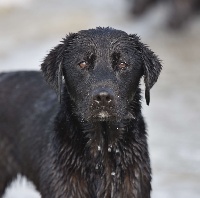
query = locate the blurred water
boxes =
[0,0,200,197]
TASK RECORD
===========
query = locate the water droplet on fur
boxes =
[108,145,112,152]
[111,172,116,176]
[117,96,120,98]
[116,149,119,153]
[98,146,101,151]
[116,127,119,130]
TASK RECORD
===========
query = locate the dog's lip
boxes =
[92,108,115,117]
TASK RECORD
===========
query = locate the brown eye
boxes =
[79,61,87,69]
[119,62,127,69]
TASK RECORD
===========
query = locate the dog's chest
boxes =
[83,145,141,198]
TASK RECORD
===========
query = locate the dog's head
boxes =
[41,27,162,122]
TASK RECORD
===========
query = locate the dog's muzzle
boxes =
[91,88,116,120]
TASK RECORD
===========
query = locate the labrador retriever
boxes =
[0,27,162,198]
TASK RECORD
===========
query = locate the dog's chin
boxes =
[90,111,116,122]
[81,109,135,123]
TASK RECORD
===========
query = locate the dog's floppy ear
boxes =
[41,33,76,102]
[141,44,162,105]
[129,34,162,105]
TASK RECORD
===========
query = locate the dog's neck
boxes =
[80,120,137,154]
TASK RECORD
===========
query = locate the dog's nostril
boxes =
[96,95,102,102]
[106,96,112,102]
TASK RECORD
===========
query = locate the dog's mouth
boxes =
[90,109,117,122]
[89,108,136,122]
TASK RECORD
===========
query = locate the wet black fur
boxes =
[0,27,162,198]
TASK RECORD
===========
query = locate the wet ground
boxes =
[0,0,200,197]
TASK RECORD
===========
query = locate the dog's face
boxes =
[62,29,144,121]
[41,27,162,122]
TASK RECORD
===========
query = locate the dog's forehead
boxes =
[76,28,130,48]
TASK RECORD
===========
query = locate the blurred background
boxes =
[0,0,200,197]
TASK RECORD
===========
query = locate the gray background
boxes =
[0,0,200,197]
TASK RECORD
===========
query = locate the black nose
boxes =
[93,91,114,106]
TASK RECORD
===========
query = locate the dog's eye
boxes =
[118,62,127,69]
[79,61,88,69]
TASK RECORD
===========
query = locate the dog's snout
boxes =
[94,91,113,104]
[91,89,116,120]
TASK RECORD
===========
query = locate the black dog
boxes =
[0,27,162,198]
